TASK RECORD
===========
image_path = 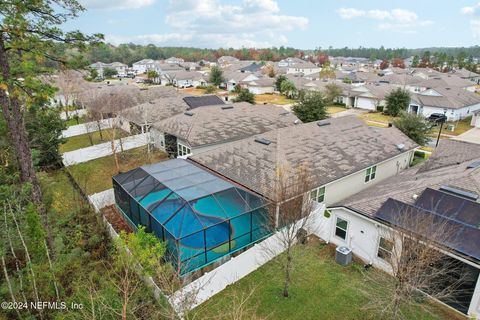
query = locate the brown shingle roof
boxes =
[151,102,300,148]
[191,116,417,200]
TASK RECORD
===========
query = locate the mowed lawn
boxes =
[60,128,130,153]
[67,146,167,195]
[64,116,86,127]
[357,112,397,127]
[255,94,295,105]
[326,105,347,115]
[192,242,462,320]
[428,116,473,136]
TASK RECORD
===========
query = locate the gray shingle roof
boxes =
[412,87,480,109]
[151,102,300,149]
[191,116,417,200]
[336,139,480,216]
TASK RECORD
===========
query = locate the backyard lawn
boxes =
[179,87,208,96]
[64,115,86,127]
[326,105,347,115]
[357,112,397,127]
[60,128,130,153]
[192,241,462,320]
[67,146,167,195]
[255,93,295,105]
[428,116,473,136]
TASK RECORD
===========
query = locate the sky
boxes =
[62,0,480,49]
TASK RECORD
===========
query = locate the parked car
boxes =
[427,113,447,123]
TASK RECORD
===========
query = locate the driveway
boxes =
[453,128,480,145]
[62,133,148,166]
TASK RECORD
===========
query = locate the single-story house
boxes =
[451,68,480,84]
[89,61,128,77]
[165,71,208,88]
[222,72,259,91]
[218,56,240,66]
[409,87,480,121]
[325,139,480,317]
[150,102,300,158]
[165,56,185,64]
[242,78,275,94]
[286,61,321,76]
[191,116,417,206]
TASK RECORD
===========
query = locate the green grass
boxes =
[60,128,130,153]
[255,94,295,105]
[428,116,473,136]
[358,112,397,126]
[191,242,462,320]
[67,146,167,195]
[326,105,347,114]
[64,116,86,127]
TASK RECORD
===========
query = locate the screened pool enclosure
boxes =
[113,159,272,275]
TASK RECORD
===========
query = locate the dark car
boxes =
[427,113,447,123]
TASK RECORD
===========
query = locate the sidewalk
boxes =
[62,133,148,166]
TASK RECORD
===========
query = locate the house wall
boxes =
[417,103,480,121]
[175,79,193,88]
[133,64,147,74]
[321,150,414,207]
[472,113,480,128]
[150,129,165,150]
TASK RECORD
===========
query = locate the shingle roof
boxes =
[191,116,417,200]
[182,95,225,108]
[151,102,300,149]
[336,139,480,216]
[412,87,480,109]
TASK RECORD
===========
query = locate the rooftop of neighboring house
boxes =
[335,139,480,216]
[190,116,417,200]
[239,62,263,73]
[288,61,319,69]
[356,83,398,100]
[151,102,300,149]
[165,70,206,81]
[118,92,190,126]
[242,77,275,87]
[132,59,156,65]
[182,95,225,108]
[90,61,127,68]
[411,86,480,109]
[450,68,480,78]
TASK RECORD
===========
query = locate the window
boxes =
[377,237,394,261]
[335,217,348,240]
[178,143,192,157]
[365,165,377,183]
[310,186,326,203]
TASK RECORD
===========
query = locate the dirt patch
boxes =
[102,205,132,234]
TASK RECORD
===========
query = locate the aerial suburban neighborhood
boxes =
[1,1,480,319]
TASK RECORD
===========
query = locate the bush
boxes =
[385,88,410,117]
[393,112,431,145]
[292,91,328,123]
[376,105,384,112]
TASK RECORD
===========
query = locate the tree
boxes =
[380,59,390,70]
[103,67,118,78]
[146,70,159,84]
[324,83,342,103]
[391,58,405,69]
[262,164,316,298]
[209,66,224,86]
[275,74,287,92]
[292,91,328,123]
[411,55,420,67]
[88,67,98,80]
[366,204,468,319]
[234,88,255,104]
[385,88,410,117]
[0,0,100,252]
[280,80,297,99]
[393,112,431,145]
[25,105,66,169]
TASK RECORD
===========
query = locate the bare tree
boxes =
[262,163,317,298]
[54,69,85,119]
[366,203,469,319]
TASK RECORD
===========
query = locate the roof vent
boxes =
[396,143,405,151]
[317,121,331,127]
[280,111,290,116]
[149,101,155,104]
[221,105,234,110]
[439,185,479,201]
[467,161,480,169]
[254,137,272,145]
[294,119,300,125]
[184,111,194,116]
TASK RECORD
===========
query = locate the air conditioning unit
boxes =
[335,246,352,266]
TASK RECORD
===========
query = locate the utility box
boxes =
[335,246,352,266]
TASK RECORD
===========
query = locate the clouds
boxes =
[337,7,433,33]
[106,0,308,48]
[79,0,155,10]
[460,3,480,38]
